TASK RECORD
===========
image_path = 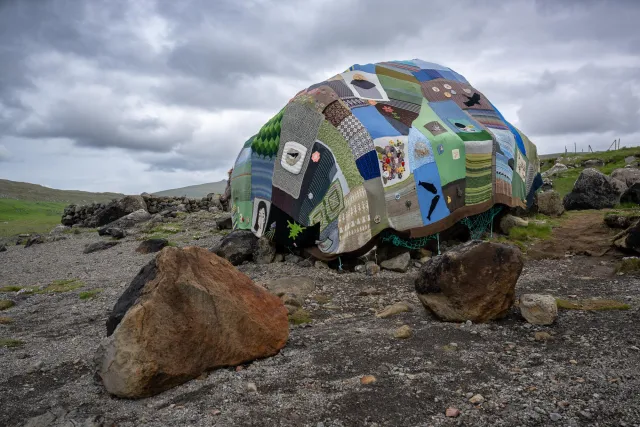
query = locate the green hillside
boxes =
[0,199,67,237]
[0,179,123,204]
[153,180,227,198]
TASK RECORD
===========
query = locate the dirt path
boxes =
[528,211,620,260]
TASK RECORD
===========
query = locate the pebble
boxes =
[569,359,578,365]
[394,325,412,339]
[469,394,485,405]
[360,375,377,385]
[534,331,552,342]
[445,407,461,418]
[247,382,257,392]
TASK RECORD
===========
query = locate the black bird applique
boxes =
[417,181,438,194]
[463,92,481,107]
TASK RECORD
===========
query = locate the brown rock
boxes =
[360,375,376,385]
[536,191,565,217]
[534,331,552,341]
[415,241,523,322]
[95,247,288,398]
[375,302,412,319]
[394,325,412,339]
[445,407,461,418]
[264,276,316,300]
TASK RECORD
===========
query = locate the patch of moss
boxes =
[0,316,13,324]
[288,309,312,325]
[509,223,552,242]
[556,298,631,311]
[0,338,24,348]
[35,279,85,294]
[146,224,182,235]
[0,300,15,311]
[0,286,23,292]
[615,258,640,274]
[79,289,103,300]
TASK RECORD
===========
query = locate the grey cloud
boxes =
[0,145,11,162]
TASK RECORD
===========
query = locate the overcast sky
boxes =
[1,0,639,194]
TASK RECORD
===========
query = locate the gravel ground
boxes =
[1,221,639,427]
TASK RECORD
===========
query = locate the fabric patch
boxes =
[413,163,450,224]
[383,115,410,135]
[516,149,527,181]
[340,70,389,101]
[424,121,448,136]
[352,105,401,140]
[309,179,345,231]
[467,108,509,130]
[383,179,423,231]
[363,178,388,235]
[280,141,308,174]
[348,129,375,159]
[442,179,466,212]
[325,79,355,98]
[377,74,423,105]
[317,220,339,254]
[337,114,365,141]
[295,141,337,225]
[374,136,410,188]
[251,109,283,158]
[317,120,363,190]
[337,185,372,253]
[250,151,275,201]
[464,140,493,205]
[324,100,352,127]
[272,101,324,199]
[408,126,435,170]
[251,198,271,238]
[355,150,381,180]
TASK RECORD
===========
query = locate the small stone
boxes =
[520,294,558,325]
[235,366,243,372]
[534,331,552,342]
[469,394,484,405]
[569,359,577,365]
[465,320,472,327]
[445,407,461,418]
[375,302,411,319]
[247,382,257,392]
[365,261,380,276]
[394,325,412,339]
[360,375,376,385]
[557,400,570,408]
[211,410,221,416]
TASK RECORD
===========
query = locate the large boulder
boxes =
[211,230,257,265]
[563,168,625,210]
[415,240,523,322]
[620,183,640,205]
[93,196,148,227]
[611,168,640,187]
[98,209,151,235]
[96,247,288,398]
[536,190,564,217]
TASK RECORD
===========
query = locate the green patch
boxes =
[508,222,552,242]
[615,202,640,210]
[442,344,459,352]
[79,289,103,300]
[556,298,631,311]
[615,258,640,274]
[0,199,67,238]
[288,309,312,325]
[35,279,85,294]
[0,316,13,324]
[0,286,23,292]
[0,300,15,311]
[0,338,24,348]
[490,236,527,253]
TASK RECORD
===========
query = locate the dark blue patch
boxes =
[356,150,381,180]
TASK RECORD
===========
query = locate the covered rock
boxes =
[415,240,523,322]
[96,247,288,398]
[212,230,257,265]
[611,168,640,187]
[519,294,557,325]
[620,183,640,205]
[535,190,564,217]
[563,168,625,210]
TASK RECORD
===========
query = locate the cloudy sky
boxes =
[1,0,639,194]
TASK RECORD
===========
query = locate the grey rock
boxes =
[611,168,640,187]
[625,155,637,165]
[285,254,302,264]
[563,168,625,210]
[24,235,45,248]
[536,191,564,217]
[215,213,233,230]
[499,214,529,234]
[98,209,151,235]
[84,241,119,254]
[380,252,411,272]
[583,159,604,167]
[253,237,276,265]
[620,182,640,205]
[365,261,380,276]
[541,163,568,178]
[519,294,558,325]
[264,276,316,300]
[211,230,257,265]
[136,238,168,254]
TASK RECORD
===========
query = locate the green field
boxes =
[0,199,67,237]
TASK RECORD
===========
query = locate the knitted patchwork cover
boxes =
[230,59,542,257]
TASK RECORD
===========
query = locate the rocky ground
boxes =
[1,211,639,427]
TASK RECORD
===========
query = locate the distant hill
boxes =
[0,179,124,204]
[153,180,227,198]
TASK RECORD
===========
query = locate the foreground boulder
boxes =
[380,252,411,272]
[536,190,564,217]
[519,294,558,325]
[415,240,523,322]
[96,246,288,398]
[611,168,640,187]
[212,230,257,265]
[563,168,625,210]
[620,183,640,205]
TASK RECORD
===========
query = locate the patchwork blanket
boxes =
[230,59,542,256]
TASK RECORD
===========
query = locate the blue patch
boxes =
[412,69,443,82]
[355,150,381,180]
[429,101,484,134]
[413,163,450,225]
[437,70,457,81]
[352,105,401,139]
[487,100,527,155]
[250,152,275,200]
[349,63,376,73]
[408,126,435,170]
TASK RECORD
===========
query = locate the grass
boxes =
[0,338,24,348]
[0,286,23,292]
[146,224,182,235]
[556,298,631,311]
[288,309,312,325]
[35,279,85,294]
[0,316,13,324]
[615,258,640,274]
[0,199,67,238]
[0,300,15,311]
[508,222,553,242]
[79,289,103,300]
